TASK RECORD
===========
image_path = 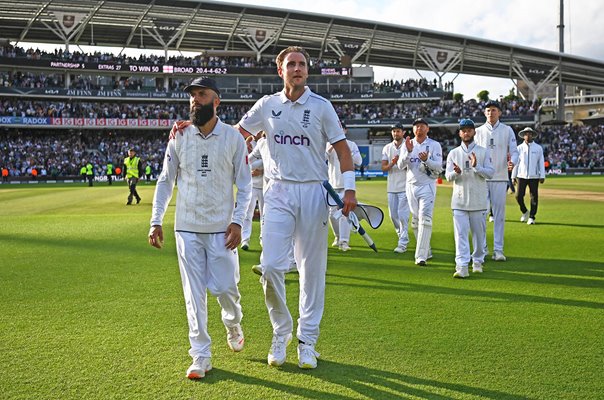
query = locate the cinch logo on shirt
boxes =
[274,132,310,146]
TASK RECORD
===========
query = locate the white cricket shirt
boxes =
[397,137,443,186]
[381,141,407,193]
[151,120,252,232]
[239,87,346,182]
[327,139,362,190]
[512,141,545,180]
[475,121,519,182]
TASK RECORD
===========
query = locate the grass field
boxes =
[1,176,603,400]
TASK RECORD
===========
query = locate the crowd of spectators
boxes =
[0,130,167,178]
[2,123,602,181]
[0,97,537,122]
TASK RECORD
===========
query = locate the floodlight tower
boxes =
[557,0,565,121]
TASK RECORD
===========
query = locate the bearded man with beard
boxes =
[148,77,252,380]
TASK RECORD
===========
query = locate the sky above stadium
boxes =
[216,0,603,100]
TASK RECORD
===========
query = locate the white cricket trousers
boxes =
[242,186,264,242]
[486,181,508,253]
[407,182,436,262]
[329,188,352,244]
[388,191,410,249]
[175,231,243,358]
[260,180,329,345]
[453,209,487,268]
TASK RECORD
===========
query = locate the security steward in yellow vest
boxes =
[86,162,94,187]
[124,148,144,205]
[106,162,114,185]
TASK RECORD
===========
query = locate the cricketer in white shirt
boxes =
[327,137,362,250]
[446,119,494,277]
[237,46,356,370]
[241,135,266,249]
[381,125,410,253]
[150,118,252,362]
[397,118,443,265]
[475,101,519,260]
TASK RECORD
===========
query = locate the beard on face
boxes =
[190,101,215,126]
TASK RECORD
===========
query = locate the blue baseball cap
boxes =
[459,119,475,129]
[391,122,404,130]
[184,77,221,96]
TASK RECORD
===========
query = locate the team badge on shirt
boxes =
[301,109,311,128]
[197,154,211,177]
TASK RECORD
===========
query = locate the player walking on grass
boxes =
[327,121,362,252]
[382,122,410,254]
[445,119,494,278]
[148,77,252,379]
[475,100,519,261]
[512,127,545,225]
[237,46,357,369]
[397,118,443,266]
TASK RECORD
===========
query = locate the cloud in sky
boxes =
[219,0,602,99]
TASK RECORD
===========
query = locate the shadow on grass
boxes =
[509,220,604,229]
[201,359,532,400]
[326,273,604,310]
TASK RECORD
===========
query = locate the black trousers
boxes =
[127,177,141,203]
[515,178,540,218]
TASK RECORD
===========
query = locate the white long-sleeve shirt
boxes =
[151,120,252,232]
[512,141,545,180]
[326,139,362,190]
[397,137,443,186]
[475,120,519,181]
[381,141,407,193]
[445,142,494,211]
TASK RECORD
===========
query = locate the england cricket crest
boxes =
[301,109,311,128]
[197,154,211,177]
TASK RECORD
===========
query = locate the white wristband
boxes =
[342,170,356,191]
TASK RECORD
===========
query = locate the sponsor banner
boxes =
[336,36,367,56]
[1,117,178,128]
[53,12,87,36]
[520,61,554,85]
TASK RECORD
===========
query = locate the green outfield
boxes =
[1,176,603,400]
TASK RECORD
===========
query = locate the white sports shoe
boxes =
[492,251,507,261]
[331,238,339,247]
[488,215,494,222]
[527,218,535,225]
[268,333,292,367]
[339,241,351,252]
[226,324,244,352]
[186,356,212,379]
[453,266,469,279]
[297,343,320,369]
[472,262,483,273]
[393,246,406,253]
[241,240,249,251]
[251,264,263,276]
[520,211,529,222]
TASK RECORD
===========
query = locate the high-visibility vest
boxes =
[80,166,87,175]
[145,165,151,175]
[106,163,113,174]
[2,168,8,177]
[86,163,93,176]
[124,157,140,178]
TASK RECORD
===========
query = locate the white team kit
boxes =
[397,137,443,263]
[327,139,362,249]
[151,121,252,359]
[445,142,494,275]
[475,121,519,255]
[239,86,345,346]
[241,137,266,247]
[381,141,409,251]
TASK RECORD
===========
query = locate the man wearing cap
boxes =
[446,119,494,278]
[148,77,252,379]
[327,121,363,251]
[236,46,357,370]
[381,122,410,253]
[511,127,545,225]
[475,100,519,261]
[397,118,443,266]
